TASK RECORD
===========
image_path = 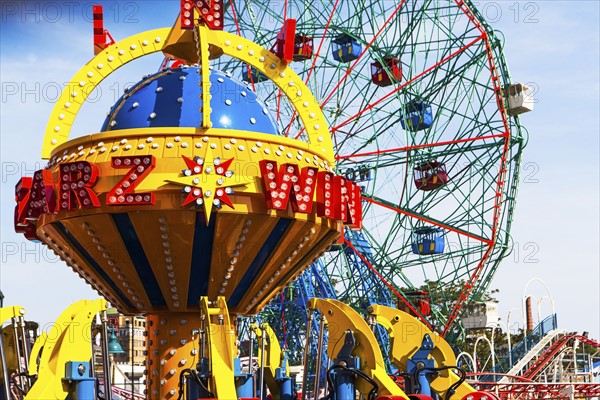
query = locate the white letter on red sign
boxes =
[58,162,100,210]
[333,176,362,230]
[260,160,318,212]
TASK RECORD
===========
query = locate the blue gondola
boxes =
[411,227,445,255]
[241,64,268,83]
[332,34,362,62]
[401,100,433,131]
[344,164,373,182]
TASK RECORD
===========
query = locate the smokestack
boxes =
[525,296,534,332]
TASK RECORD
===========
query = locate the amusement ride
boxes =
[4,1,596,399]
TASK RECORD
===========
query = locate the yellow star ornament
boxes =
[166,146,248,224]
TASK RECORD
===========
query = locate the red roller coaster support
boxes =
[523,334,600,380]
[469,381,600,400]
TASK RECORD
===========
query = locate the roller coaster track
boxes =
[470,381,600,400]
[495,314,558,376]
[468,334,600,399]
[500,329,565,381]
[521,334,600,381]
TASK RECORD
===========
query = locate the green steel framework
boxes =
[212,0,527,341]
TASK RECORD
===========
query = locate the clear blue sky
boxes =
[0,1,598,340]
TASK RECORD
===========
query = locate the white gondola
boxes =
[461,301,499,330]
[504,83,534,116]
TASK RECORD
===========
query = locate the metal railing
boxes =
[111,385,146,399]
[494,314,558,375]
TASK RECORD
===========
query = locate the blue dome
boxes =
[101,66,279,135]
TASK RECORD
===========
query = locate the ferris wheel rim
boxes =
[222,0,525,337]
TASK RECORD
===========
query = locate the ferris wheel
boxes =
[205,0,528,340]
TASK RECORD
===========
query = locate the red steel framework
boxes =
[470,381,600,400]
[468,335,600,399]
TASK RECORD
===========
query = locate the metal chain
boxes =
[193,23,201,66]
[193,23,203,120]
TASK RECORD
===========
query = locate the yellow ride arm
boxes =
[25,299,106,400]
[0,306,27,381]
[251,322,289,399]
[200,296,238,400]
[369,304,476,400]
[307,298,409,399]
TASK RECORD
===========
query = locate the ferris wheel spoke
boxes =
[442,243,494,336]
[364,195,491,244]
[360,228,413,284]
[305,0,340,84]
[318,0,408,110]
[284,0,341,137]
[228,0,242,36]
[337,132,505,161]
[330,96,388,155]
[343,238,434,329]
[331,34,484,134]
[276,90,282,122]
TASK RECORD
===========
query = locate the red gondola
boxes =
[371,56,402,86]
[272,20,312,63]
[293,34,313,61]
[399,290,431,316]
[413,160,449,191]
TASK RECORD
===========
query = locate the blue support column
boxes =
[277,373,293,400]
[406,334,436,398]
[234,357,254,398]
[275,353,293,400]
[186,375,201,400]
[63,361,96,399]
[330,330,360,400]
[332,357,360,400]
[189,358,212,398]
